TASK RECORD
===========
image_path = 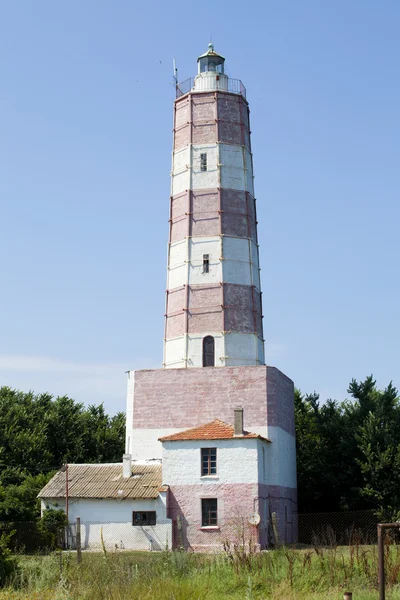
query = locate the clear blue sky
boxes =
[1,1,399,415]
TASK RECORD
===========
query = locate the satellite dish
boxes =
[248,512,261,526]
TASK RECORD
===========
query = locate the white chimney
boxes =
[123,453,132,478]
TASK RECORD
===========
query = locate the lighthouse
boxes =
[165,43,264,369]
[125,47,297,546]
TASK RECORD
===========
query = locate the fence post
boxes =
[177,514,184,550]
[76,517,82,564]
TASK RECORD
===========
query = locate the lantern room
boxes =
[197,43,225,74]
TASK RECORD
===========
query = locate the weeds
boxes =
[2,535,400,599]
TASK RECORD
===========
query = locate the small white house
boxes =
[159,408,275,550]
[39,460,171,551]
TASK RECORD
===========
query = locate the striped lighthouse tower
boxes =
[164,44,264,369]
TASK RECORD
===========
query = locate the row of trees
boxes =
[0,387,125,521]
[0,375,398,522]
[295,375,400,518]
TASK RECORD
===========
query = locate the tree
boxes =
[0,387,125,521]
[295,376,400,517]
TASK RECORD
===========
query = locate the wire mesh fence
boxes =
[0,511,394,554]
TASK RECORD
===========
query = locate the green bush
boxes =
[38,509,68,550]
[0,533,17,587]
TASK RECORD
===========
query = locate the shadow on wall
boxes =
[68,521,171,551]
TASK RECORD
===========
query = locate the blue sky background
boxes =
[1,1,399,415]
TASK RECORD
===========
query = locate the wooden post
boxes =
[344,593,352,600]
[76,517,82,564]
[378,524,385,600]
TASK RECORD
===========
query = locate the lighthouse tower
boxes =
[125,48,296,534]
[165,44,264,369]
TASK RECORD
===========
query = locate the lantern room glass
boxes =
[199,55,224,74]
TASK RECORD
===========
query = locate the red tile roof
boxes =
[159,419,271,443]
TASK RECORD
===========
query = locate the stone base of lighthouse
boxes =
[125,365,297,544]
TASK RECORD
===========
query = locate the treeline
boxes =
[1,376,398,523]
[0,387,125,521]
[296,375,400,518]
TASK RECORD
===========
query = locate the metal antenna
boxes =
[173,58,178,84]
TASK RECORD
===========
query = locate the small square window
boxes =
[202,254,210,273]
[132,511,156,526]
[202,498,217,526]
[201,447,217,476]
[200,153,207,172]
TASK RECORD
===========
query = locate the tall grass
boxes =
[2,541,400,599]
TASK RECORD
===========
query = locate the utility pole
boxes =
[65,463,69,522]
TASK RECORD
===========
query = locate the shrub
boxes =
[0,532,17,587]
[38,509,68,550]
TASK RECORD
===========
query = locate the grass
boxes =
[1,544,400,599]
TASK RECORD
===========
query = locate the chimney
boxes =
[123,453,132,478]
[234,406,244,436]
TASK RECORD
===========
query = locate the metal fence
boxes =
[0,511,392,554]
[176,77,246,99]
[297,510,382,546]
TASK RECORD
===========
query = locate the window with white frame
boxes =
[201,498,217,526]
[201,447,217,476]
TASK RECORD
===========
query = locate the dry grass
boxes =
[0,542,400,599]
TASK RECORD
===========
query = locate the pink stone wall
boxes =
[169,189,257,243]
[131,365,294,435]
[166,286,186,314]
[266,367,296,437]
[167,482,259,550]
[165,282,263,338]
[224,284,263,337]
[189,284,221,309]
[165,312,186,339]
[188,307,222,333]
[165,481,297,549]
[173,92,251,152]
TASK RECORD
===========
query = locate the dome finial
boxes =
[208,42,214,52]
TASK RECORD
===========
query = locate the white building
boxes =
[39,462,171,551]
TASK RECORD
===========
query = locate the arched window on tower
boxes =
[202,336,215,367]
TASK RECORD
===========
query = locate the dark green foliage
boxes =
[0,387,125,521]
[0,532,17,586]
[38,508,68,549]
[295,375,400,517]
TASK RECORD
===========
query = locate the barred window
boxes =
[132,511,156,526]
[203,254,210,273]
[201,447,217,476]
[202,498,218,526]
[200,153,207,171]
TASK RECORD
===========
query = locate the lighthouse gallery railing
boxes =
[176,77,246,99]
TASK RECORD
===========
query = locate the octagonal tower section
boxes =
[164,44,265,369]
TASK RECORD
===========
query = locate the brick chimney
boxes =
[234,406,244,436]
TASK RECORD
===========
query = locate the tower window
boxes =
[202,254,209,273]
[200,153,207,172]
[202,336,215,367]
